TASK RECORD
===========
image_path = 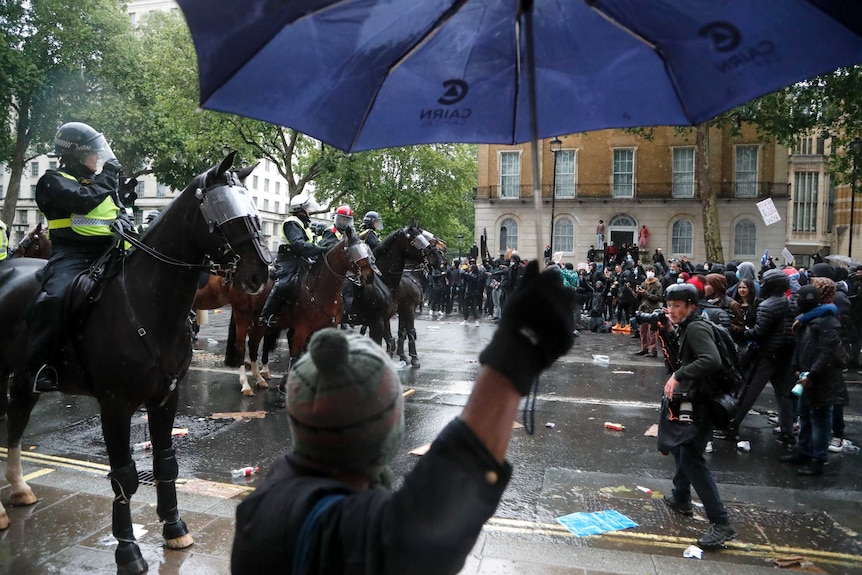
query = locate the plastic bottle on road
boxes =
[132,441,152,451]
[232,466,260,477]
[843,440,860,454]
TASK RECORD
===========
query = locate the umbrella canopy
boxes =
[177,0,862,153]
[825,254,860,268]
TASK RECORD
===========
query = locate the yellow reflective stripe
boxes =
[48,218,73,229]
[57,171,79,182]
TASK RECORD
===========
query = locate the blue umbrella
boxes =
[177,0,862,259]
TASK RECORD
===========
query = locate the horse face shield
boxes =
[347,242,376,284]
[198,183,272,267]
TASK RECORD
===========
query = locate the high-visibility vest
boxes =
[46,171,119,237]
[0,220,7,261]
[279,216,315,247]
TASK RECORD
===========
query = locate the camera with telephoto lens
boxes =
[635,309,667,327]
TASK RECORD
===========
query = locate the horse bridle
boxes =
[320,238,375,285]
[115,172,269,283]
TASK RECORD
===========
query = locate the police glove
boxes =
[479,261,575,396]
[113,211,135,234]
[103,158,123,176]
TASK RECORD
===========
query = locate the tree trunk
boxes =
[697,122,724,263]
[2,105,31,228]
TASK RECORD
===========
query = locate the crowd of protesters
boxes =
[424,242,857,476]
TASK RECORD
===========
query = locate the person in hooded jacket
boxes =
[634,265,663,356]
[703,274,744,340]
[782,284,845,476]
[727,261,760,300]
[722,269,796,446]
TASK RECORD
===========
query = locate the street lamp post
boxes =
[548,137,562,259]
[458,233,464,260]
[850,138,862,259]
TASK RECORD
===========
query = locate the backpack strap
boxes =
[292,493,346,575]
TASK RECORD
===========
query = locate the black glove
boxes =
[113,211,134,234]
[479,261,575,395]
[103,158,123,176]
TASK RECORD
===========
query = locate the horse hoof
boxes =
[256,380,269,389]
[410,358,421,368]
[241,386,255,397]
[116,542,148,575]
[260,368,272,380]
[11,489,37,506]
[164,533,194,550]
[0,511,9,530]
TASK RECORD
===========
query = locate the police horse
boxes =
[0,152,270,575]
[223,225,377,397]
[12,222,52,259]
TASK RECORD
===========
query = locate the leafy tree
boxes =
[313,144,476,248]
[0,0,133,225]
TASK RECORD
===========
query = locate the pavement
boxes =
[1,308,861,575]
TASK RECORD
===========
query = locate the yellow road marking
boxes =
[22,468,55,481]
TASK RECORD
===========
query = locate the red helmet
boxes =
[334,205,354,232]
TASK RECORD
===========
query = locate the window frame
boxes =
[671,146,695,198]
[499,151,521,199]
[612,148,635,198]
[671,218,694,256]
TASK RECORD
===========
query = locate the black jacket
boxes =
[792,312,847,408]
[743,294,793,356]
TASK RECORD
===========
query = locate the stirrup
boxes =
[32,364,59,393]
[258,314,278,328]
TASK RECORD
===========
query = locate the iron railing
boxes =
[477,182,790,201]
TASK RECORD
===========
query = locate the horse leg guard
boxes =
[397,327,408,363]
[110,463,148,575]
[407,328,420,368]
[153,448,193,548]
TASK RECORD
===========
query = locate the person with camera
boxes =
[231,262,575,573]
[634,265,663,357]
[661,283,738,549]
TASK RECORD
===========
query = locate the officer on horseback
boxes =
[136,210,159,234]
[258,192,326,326]
[0,218,8,262]
[359,210,383,250]
[27,122,132,393]
[318,204,353,250]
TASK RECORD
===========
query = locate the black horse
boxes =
[351,224,444,365]
[0,152,270,575]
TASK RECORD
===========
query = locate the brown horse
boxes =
[12,222,51,259]
[0,152,270,574]
[225,225,377,399]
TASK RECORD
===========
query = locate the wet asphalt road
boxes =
[3,306,862,572]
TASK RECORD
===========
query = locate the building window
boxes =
[265,160,270,172]
[612,148,634,198]
[263,198,270,211]
[0,184,4,199]
[252,196,258,207]
[30,161,39,177]
[17,209,28,224]
[129,12,137,25]
[253,175,259,189]
[827,174,834,233]
[49,161,57,170]
[499,218,518,251]
[735,145,758,198]
[275,181,281,195]
[274,201,280,213]
[672,147,695,198]
[793,172,818,232]
[135,181,145,195]
[553,218,574,253]
[734,219,757,256]
[157,183,168,197]
[500,151,520,199]
[671,219,693,255]
[30,185,36,197]
[264,178,270,193]
[554,150,576,198]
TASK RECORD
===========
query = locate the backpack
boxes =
[699,317,745,397]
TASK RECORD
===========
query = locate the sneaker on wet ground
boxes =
[697,522,738,548]
[663,494,693,517]
[828,437,846,453]
[775,432,797,447]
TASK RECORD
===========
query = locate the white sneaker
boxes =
[705,441,714,454]
[828,437,845,453]
[473,321,480,327]
[460,320,468,325]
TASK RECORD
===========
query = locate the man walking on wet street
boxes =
[661,283,738,549]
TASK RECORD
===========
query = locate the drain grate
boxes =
[137,469,156,486]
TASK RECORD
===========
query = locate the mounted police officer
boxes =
[0,218,8,262]
[258,192,326,326]
[28,122,132,393]
[318,205,353,250]
[359,210,383,250]
[136,210,159,234]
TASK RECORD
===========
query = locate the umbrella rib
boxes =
[585,1,695,125]
[349,0,471,151]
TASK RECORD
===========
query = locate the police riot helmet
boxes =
[334,205,354,232]
[50,122,115,172]
[145,210,160,223]
[363,211,383,230]
[289,192,321,214]
[664,283,699,304]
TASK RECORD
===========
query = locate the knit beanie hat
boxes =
[287,328,404,478]
[809,263,835,280]
[810,277,836,304]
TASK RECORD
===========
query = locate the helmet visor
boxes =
[79,134,115,174]
[334,214,353,231]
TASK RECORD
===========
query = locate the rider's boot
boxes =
[28,296,60,393]
[258,278,291,327]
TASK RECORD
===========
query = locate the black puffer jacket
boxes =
[743,294,793,355]
[791,313,847,408]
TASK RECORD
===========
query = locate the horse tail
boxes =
[224,311,243,367]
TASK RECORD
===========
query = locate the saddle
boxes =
[62,246,125,327]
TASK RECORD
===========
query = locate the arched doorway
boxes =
[608,214,637,248]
